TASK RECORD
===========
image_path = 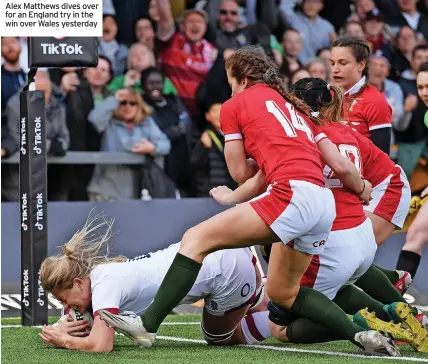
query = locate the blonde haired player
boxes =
[39,214,270,352]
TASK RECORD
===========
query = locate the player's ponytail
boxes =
[225,46,322,125]
[40,212,126,292]
[290,78,344,123]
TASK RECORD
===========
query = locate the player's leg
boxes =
[200,246,271,346]
[266,243,392,350]
[396,200,428,279]
[354,265,408,304]
[201,307,271,346]
[269,221,385,344]
[363,166,412,289]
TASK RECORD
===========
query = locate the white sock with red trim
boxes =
[240,311,271,344]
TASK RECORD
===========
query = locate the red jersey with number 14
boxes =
[220,84,326,187]
[320,122,366,231]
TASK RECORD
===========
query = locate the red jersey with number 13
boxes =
[220,84,326,187]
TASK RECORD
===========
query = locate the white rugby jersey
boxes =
[90,242,222,316]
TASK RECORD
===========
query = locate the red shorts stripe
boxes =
[373,166,404,222]
[300,255,321,288]
[245,314,265,342]
[93,308,119,318]
[250,182,293,226]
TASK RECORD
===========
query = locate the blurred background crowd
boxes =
[2,0,428,201]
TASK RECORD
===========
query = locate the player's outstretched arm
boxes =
[317,138,372,204]
[39,316,115,352]
[210,170,267,205]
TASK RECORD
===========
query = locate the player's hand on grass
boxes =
[39,325,69,348]
[358,179,372,205]
[210,186,234,205]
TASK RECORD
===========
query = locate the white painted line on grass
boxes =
[3,323,428,362]
[156,335,428,362]
[1,322,201,329]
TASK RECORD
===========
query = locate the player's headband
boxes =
[291,77,332,111]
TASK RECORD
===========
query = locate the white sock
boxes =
[240,311,271,344]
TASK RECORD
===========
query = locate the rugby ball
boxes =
[53,308,94,329]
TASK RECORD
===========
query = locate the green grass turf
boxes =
[2,315,428,364]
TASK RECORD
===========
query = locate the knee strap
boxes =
[267,301,300,326]
[200,322,235,345]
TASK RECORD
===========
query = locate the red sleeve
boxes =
[220,98,243,142]
[93,308,119,318]
[365,96,392,131]
[313,122,329,143]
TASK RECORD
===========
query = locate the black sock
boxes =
[289,286,363,343]
[333,285,390,322]
[373,264,399,284]
[286,317,345,344]
[355,265,405,304]
[141,253,202,333]
[396,250,421,278]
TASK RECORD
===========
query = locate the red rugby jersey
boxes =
[343,78,392,138]
[158,31,216,117]
[220,84,326,187]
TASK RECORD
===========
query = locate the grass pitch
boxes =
[2,314,428,364]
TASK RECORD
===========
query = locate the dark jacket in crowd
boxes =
[396,72,428,143]
[190,126,237,197]
[147,94,192,190]
[1,65,26,111]
[205,22,274,58]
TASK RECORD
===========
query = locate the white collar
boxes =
[344,76,366,96]
[311,111,319,117]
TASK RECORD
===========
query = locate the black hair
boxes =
[140,66,163,86]
[417,61,428,75]
[412,44,428,59]
[291,77,344,123]
[97,55,114,82]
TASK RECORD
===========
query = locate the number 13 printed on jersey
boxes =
[323,144,362,187]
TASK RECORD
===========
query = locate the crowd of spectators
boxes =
[2,0,428,201]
